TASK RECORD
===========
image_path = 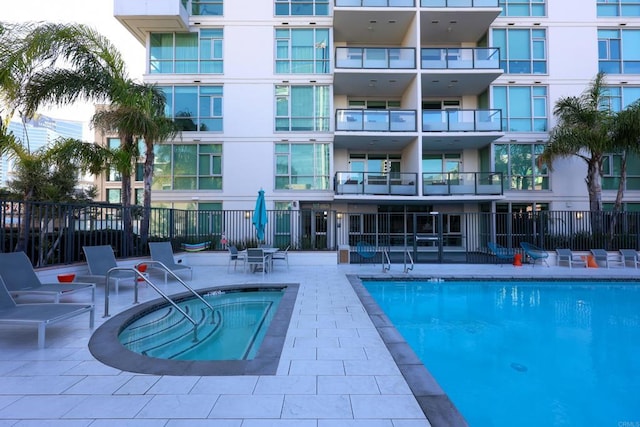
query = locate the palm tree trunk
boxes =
[586,156,604,234]
[140,144,154,249]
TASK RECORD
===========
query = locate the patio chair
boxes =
[590,249,624,268]
[356,241,377,265]
[246,248,268,276]
[0,277,94,348]
[0,252,95,303]
[149,241,193,283]
[520,242,550,267]
[227,245,246,272]
[271,246,290,270]
[79,245,136,293]
[619,249,640,268]
[487,242,516,264]
[555,249,587,268]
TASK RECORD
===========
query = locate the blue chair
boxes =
[487,242,517,264]
[520,242,550,267]
[356,241,377,265]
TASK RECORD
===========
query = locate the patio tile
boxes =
[351,395,425,419]
[0,395,87,419]
[4,360,81,376]
[254,376,317,395]
[317,347,366,361]
[209,395,284,418]
[136,395,216,418]
[317,375,379,395]
[293,337,340,348]
[319,420,392,427]
[374,375,414,395]
[288,360,344,376]
[0,376,83,395]
[12,420,91,427]
[282,395,352,419]
[165,420,242,427]
[344,359,401,376]
[191,376,258,394]
[242,420,317,427]
[0,396,19,410]
[115,375,161,395]
[147,376,200,394]
[63,395,153,418]
[63,375,133,394]
[90,420,168,427]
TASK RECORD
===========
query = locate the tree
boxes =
[539,72,614,213]
[610,100,640,212]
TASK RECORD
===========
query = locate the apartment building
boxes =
[111,0,640,253]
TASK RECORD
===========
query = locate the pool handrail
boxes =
[105,266,201,341]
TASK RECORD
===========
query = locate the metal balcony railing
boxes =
[422,109,502,132]
[335,172,418,195]
[335,47,416,69]
[422,171,503,196]
[421,47,500,69]
[336,109,417,132]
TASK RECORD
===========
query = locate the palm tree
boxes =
[610,100,640,211]
[539,72,614,213]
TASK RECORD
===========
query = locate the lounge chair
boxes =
[619,249,640,268]
[0,252,95,303]
[555,249,587,268]
[246,248,268,276]
[487,242,517,264]
[520,242,550,267]
[227,245,245,272]
[149,241,193,283]
[590,249,624,268]
[79,245,135,293]
[0,277,94,348]
[272,245,290,270]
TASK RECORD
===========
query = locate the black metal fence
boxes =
[2,199,639,267]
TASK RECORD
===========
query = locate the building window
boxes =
[152,144,222,191]
[275,0,329,15]
[602,86,640,111]
[135,189,144,205]
[275,85,330,131]
[598,29,640,74]
[602,153,640,190]
[422,153,461,174]
[106,189,121,204]
[350,154,401,175]
[275,142,330,190]
[494,143,549,190]
[275,28,330,74]
[493,28,547,74]
[493,85,548,132]
[598,0,640,16]
[160,86,223,132]
[106,138,121,181]
[499,0,545,16]
[191,0,223,15]
[150,30,223,74]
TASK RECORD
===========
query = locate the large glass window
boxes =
[493,85,547,132]
[275,85,330,131]
[598,0,640,16]
[160,85,223,131]
[494,142,549,190]
[602,86,640,111]
[275,142,330,190]
[499,0,545,16]
[150,30,223,74]
[275,0,329,15]
[602,153,640,190]
[275,29,330,74]
[598,29,640,74]
[493,28,547,74]
[152,144,222,191]
[192,0,223,15]
[106,189,121,204]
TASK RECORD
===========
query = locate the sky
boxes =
[3,0,145,138]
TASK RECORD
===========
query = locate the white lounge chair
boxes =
[0,252,95,303]
[0,277,94,348]
[619,249,640,268]
[79,245,136,293]
[149,241,193,283]
[555,249,587,268]
[590,249,624,268]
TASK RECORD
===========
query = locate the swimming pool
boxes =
[361,279,640,427]
[89,283,298,375]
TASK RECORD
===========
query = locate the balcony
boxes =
[333,5,416,46]
[423,172,503,196]
[114,0,189,43]
[335,47,416,69]
[335,0,415,6]
[336,109,417,132]
[335,172,418,196]
[420,1,500,44]
[423,109,501,132]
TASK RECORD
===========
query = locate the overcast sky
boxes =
[3,0,145,137]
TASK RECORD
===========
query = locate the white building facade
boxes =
[111,0,640,252]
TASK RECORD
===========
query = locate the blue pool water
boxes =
[363,280,640,427]
[119,289,282,361]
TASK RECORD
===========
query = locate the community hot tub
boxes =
[89,283,298,376]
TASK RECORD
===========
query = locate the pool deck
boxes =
[0,254,638,426]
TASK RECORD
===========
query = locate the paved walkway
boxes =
[0,255,637,426]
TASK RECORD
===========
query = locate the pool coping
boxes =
[88,283,299,376]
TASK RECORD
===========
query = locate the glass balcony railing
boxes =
[421,0,498,6]
[335,172,418,196]
[335,0,415,7]
[422,172,503,196]
[336,109,417,132]
[422,109,501,132]
[335,47,416,69]
[421,48,500,69]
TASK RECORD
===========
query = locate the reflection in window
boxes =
[493,28,547,74]
[275,0,329,16]
[152,144,222,191]
[160,85,223,132]
[597,0,640,16]
[150,30,223,74]
[275,28,330,74]
[602,86,640,112]
[598,29,640,74]
[275,85,330,131]
[602,153,640,190]
[494,142,548,190]
[192,0,223,15]
[493,85,547,132]
[499,0,545,16]
[275,142,330,190]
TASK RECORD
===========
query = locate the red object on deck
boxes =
[513,253,523,267]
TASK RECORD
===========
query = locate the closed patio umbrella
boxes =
[252,189,268,242]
